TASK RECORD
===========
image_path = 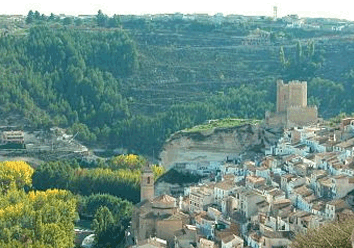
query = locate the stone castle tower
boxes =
[276,79,307,113]
[266,79,317,127]
[140,166,154,202]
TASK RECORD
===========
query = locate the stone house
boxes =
[264,188,286,204]
[235,187,265,219]
[262,156,280,170]
[188,185,214,213]
[331,175,354,199]
[309,170,327,191]
[214,180,237,203]
[198,238,215,248]
[245,175,266,189]
[289,185,315,212]
[288,211,324,233]
[333,138,354,156]
[255,167,271,179]
[207,206,222,222]
[221,195,237,216]
[288,162,308,177]
[174,225,198,248]
[133,237,168,248]
[260,230,292,248]
[247,232,262,248]
[325,199,352,220]
[311,199,327,217]
[280,174,306,197]
[268,199,293,231]
[194,211,217,239]
[221,234,244,248]
[304,136,328,153]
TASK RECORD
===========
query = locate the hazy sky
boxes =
[2,0,354,21]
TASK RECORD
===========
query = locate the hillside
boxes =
[0,13,354,158]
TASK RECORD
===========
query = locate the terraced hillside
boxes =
[123,28,283,114]
[121,21,354,117]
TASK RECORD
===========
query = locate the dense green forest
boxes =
[1,11,354,158]
[32,155,165,203]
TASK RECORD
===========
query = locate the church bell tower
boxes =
[140,166,154,202]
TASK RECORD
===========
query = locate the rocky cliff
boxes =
[159,123,283,170]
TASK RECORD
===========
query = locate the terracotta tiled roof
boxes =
[153,194,176,203]
[215,180,236,191]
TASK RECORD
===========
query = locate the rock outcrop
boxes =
[159,123,283,170]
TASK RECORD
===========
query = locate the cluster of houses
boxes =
[130,117,354,248]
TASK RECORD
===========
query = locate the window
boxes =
[147,177,150,184]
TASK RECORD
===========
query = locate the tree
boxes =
[32,161,74,190]
[279,46,289,69]
[108,15,121,28]
[34,11,41,20]
[96,10,108,27]
[0,161,34,189]
[292,217,354,248]
[75,18,83,26]
[0,164,78,248]
[63,17,73,26]
[295,40,303,65]
[48,13,55,22]
[26,10,34,24]
[92,206,115,246]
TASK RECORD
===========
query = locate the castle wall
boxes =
[286,106,318,128]
[276,80,307,113]
[265,111,287,126]
[288,82,307,108]
[276,80,288,113]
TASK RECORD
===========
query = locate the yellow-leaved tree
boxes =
[151,165,166,180]
[110,154,146,170]
[0,161,34,188]
[0,161,78,248]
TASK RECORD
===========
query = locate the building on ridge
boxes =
[1,130,24,144]
[266,80,318,128]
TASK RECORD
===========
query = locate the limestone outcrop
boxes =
[159,123,283,170]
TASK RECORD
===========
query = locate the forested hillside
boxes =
[1,11,354,157]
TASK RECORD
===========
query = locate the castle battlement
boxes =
[287,105,317,110]
[277,79,307,86]
[288,80,307,85]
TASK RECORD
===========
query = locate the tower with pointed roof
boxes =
[141,165,154,202]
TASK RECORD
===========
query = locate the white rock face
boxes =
[159,124,282,170]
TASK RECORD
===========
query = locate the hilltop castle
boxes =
[266,80,318,127]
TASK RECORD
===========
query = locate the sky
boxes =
[2,0,354,21]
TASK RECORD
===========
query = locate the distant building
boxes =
[1,130,24,144]
[273,6,278,20]
[242,28,270,46]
